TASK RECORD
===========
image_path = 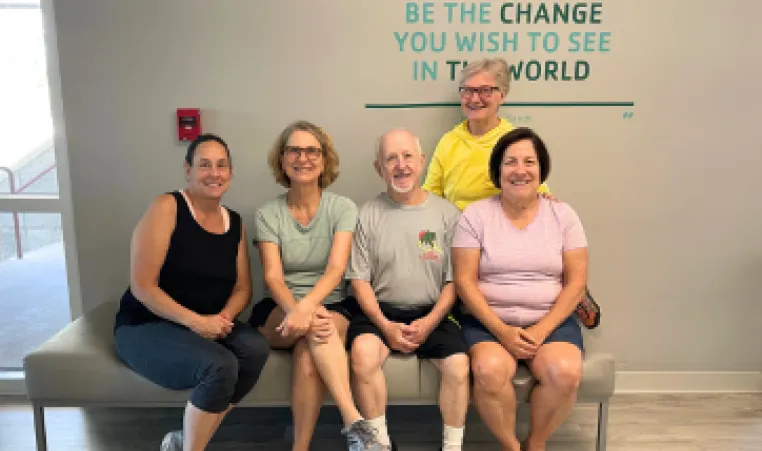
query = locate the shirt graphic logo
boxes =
[417,229,442,261]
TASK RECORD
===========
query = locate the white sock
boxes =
[367,415,391,446]
[443,424,464,450]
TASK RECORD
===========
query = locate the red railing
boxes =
[0,164,56,260]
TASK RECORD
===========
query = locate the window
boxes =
[0,0,77,378]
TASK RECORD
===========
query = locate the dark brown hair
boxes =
[489,127,551,188]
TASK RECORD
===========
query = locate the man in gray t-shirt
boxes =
[345,191,457,309]
[345,128,469,451]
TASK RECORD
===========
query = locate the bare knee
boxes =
[440,354,470,386]
[305,315,338,344]
[293,340,319,380]
[538,358,582,395]
[471,351,517,395]
[351,335,385,382]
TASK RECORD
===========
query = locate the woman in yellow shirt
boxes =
[423,57,600,330]
[422,57,550,211]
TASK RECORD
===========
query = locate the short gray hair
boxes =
[460,58,511,95]
[375,128,422,161]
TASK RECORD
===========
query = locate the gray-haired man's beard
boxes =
[390,179,415,194]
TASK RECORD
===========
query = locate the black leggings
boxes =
[115,320,270,413]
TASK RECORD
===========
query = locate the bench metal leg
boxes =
[33,404,48,451]
[596,401,609,451]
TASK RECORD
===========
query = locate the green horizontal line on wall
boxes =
[365,101,635,109]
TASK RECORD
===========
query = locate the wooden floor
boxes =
[1,394,761,450]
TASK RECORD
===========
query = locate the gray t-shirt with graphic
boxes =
[346,192,460,309]
[255,191,358,304]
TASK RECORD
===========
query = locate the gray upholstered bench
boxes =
[23,300,615,451]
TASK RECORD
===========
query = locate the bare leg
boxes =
[431,353,470,451]
[350,334,391,419]
[306,312,363,427]
[430,354,470,427]
[257,306,312,450]
[291,338,325,451]
[212,405,232,432]
[470,342,521,451]
[183,402,226,451]
[525,343,583,451]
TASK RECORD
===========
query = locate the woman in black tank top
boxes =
[113,134,269,451]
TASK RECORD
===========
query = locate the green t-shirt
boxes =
[254,191,358,304]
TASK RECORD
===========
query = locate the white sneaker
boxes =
[160,430,183,451]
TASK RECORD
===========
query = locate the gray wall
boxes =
[48,0,762,372]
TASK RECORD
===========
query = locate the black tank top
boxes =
[114,191,242,329]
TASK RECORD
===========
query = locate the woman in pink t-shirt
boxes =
[452,127,589,451]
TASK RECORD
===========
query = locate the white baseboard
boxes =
[615,371,762,393]
[0,371,26,396]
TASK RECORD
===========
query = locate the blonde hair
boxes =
[460,58,511,95]
[267,120,340,188]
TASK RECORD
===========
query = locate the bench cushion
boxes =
[24,301,614,406]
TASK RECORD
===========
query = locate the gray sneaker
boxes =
[341,419,390,450]
[160,430,183,451]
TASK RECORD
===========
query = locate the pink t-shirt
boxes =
[452,195,587,326]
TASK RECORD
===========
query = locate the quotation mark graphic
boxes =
[622,111,634,119]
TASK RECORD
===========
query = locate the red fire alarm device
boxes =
[177,108,201,142]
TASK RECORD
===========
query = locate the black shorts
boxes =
[247,298,355,328]
[345,297,467,360]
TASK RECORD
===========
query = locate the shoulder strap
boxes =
[225,207,242,241]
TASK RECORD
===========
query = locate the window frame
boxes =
[0,0,82,392]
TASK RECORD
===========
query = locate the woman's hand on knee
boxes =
[497,325,539,360]
[307,306,334,344]
[276,303,312,338]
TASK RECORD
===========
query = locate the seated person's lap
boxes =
[248,298,353,347]
[460,314,584,354]
[115,319,260,389]
[345,296,466,359]
[248,297,353,327]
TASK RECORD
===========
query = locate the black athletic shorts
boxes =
[345,296,467,359]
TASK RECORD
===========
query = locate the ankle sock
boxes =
[443,424,464,450]
[367,415,391,446]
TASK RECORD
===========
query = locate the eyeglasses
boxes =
[458,86,501,98]
[283,146,322,159]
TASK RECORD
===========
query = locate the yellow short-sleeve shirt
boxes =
[422,118,550,211]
